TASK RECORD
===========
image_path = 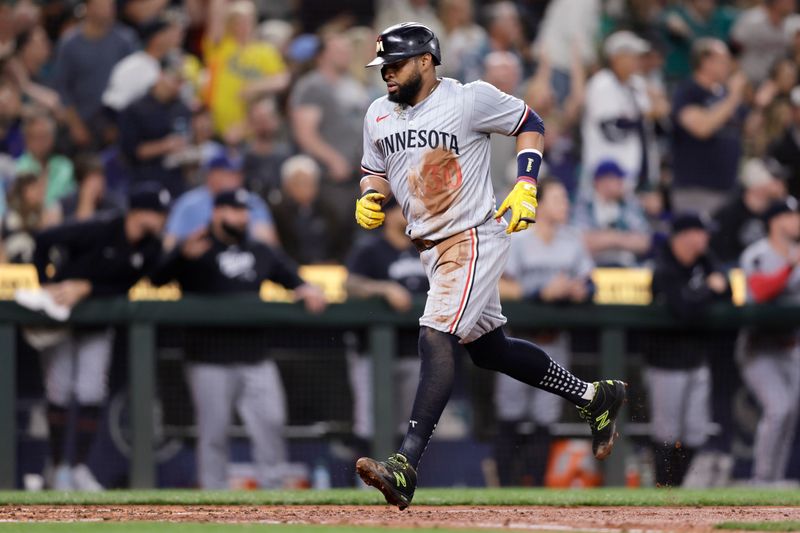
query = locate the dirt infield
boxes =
[1,505,799,531]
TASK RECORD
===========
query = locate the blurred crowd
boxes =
[3,0,800,491]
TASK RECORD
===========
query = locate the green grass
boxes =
[0,488,798,507]
[0,525,509,533]
[716,522,800,532]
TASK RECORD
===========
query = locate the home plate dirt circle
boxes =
[1,505,799,531]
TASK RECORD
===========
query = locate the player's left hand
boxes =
[494,180,538,234]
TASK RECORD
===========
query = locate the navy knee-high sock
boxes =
[465,328,593,407]
[397,327,459,469]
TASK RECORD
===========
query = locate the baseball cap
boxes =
[214,188,250,209]
[671,212,711,236]
[205,153,243,173]
[594,160,626,181]
[128,183,171,213]
[604,31,651,58]
[764,196,800,224]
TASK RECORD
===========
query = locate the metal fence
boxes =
[0,297,795,489]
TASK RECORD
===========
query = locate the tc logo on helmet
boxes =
[376,39,384,53]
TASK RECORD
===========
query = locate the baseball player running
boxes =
[354,22,626,510]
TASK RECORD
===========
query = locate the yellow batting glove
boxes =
[355,192,386,230]
[493,180,538,234]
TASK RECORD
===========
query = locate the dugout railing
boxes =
[0,297,794,490]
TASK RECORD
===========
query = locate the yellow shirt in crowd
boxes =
[203,35,286,134]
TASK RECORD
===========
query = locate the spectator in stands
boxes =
[289,31,369,227]
[484,51,523,195]
[495,177,594,487]
[731,0,798,84]
[203,0,289,138]
[581,31,665,193]
[671,38,747,216]
[269,155,348,264]
[103,12,184,114]
[769,86,800,198]
[0,81,24,169]
[0,172,47,263]
[151,188,325,489]
[748,58,798,157]
[164,153,278,248]
[52,0,138,149]
[6,25,61,114]
[659,0,737,85]
[345,198,427,441]
[711,158,786,268]
[738,197,800,485]
[573,160,651,267]
[534,0,600,102]
[27,184,170,490]
[376,0,443,48]
[645,213,732,487]
[16,112,75,209]
[460,1,527,82]
[437,0,486,82]
[523,45,587,196]
[118,69,193,197]
[45,155,121,225]
[242,97,292,201]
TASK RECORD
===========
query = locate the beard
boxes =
[387,70,423,105]
[221,221,247,243]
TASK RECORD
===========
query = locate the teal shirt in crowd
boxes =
[660,5,737,82]
[15,153,76,208]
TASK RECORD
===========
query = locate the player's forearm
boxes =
[346,275,395,300]
[241,73,290,100]
[515,131,544,156]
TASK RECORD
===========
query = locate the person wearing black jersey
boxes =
[23,183,170,490]
[150,188,326,489]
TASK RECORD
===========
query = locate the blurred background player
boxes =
[644,213,732,487]
[495,177,595,486]
[151,188,326,489]
[738,197,800,486]
[26,183,170,490]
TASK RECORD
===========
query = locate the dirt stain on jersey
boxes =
[407,148,463,215]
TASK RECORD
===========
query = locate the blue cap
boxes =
[594,160,626,180]
[205,153,242,172]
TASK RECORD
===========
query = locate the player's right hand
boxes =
[355,192,386,230]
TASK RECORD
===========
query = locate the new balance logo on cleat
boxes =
[578,380,627,460]
[393,472,406,488]
[595,411,610,431]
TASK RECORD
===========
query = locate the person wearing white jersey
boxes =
[352,22,626,510]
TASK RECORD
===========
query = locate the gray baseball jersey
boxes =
[504,225,594,297]
[361,77,529,242]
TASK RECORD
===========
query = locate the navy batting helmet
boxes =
[366,22,441,68]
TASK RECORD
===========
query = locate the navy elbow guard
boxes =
[513,105,545,136]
